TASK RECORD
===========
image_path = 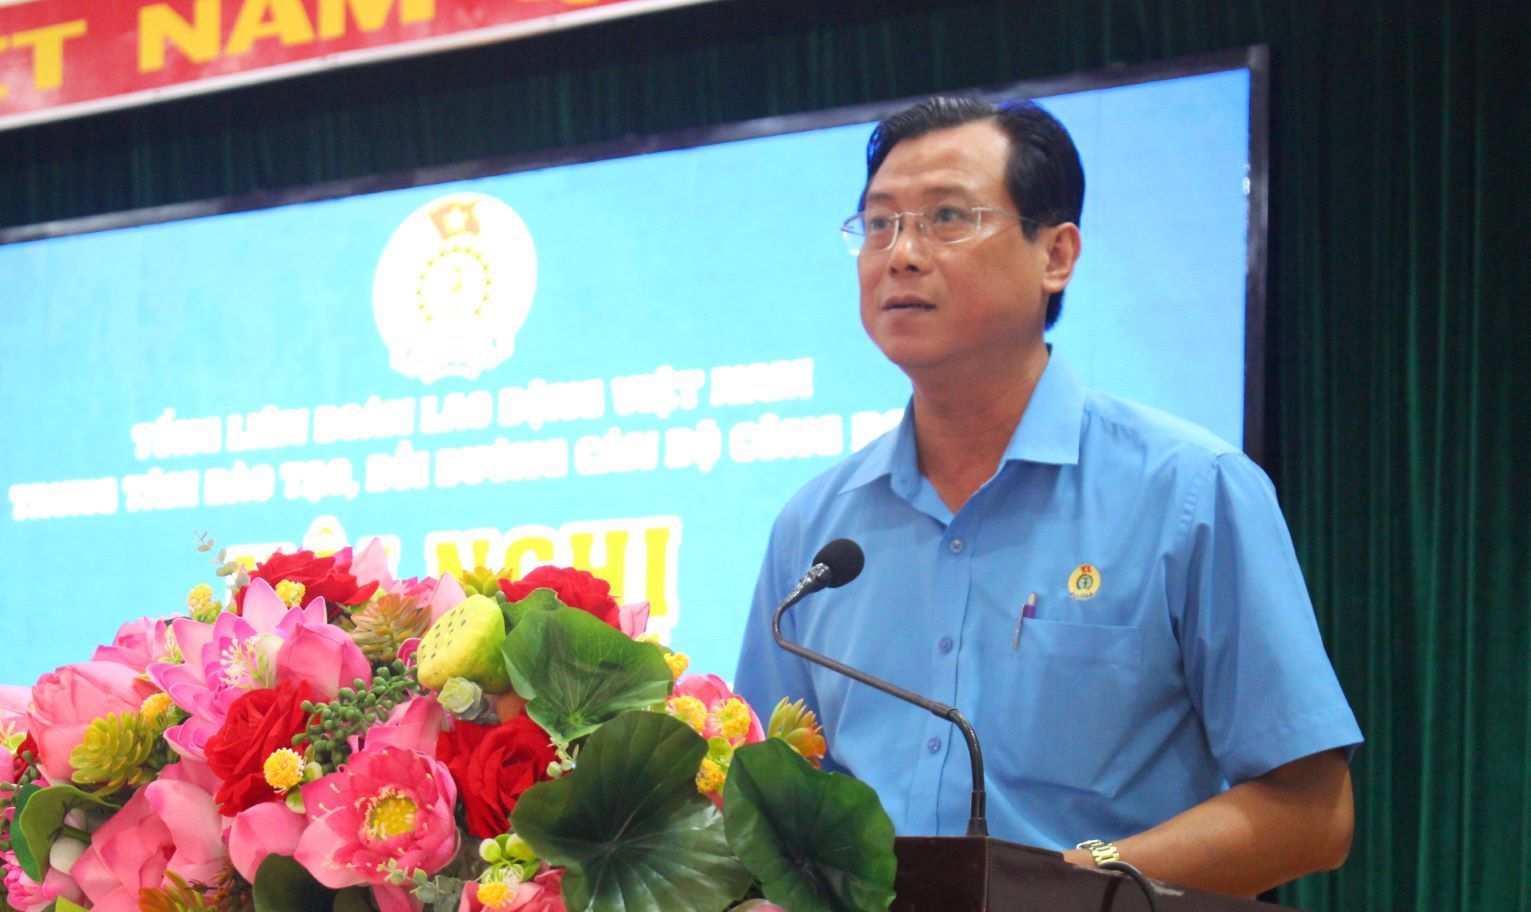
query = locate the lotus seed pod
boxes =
[415,594,511,692]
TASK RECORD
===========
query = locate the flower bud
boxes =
[49,837,87,874]
[439,676,484,716]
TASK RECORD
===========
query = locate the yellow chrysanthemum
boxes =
[695,757,726,795]
[477,882,515,909]
[139,692,175,727]
[275,579,307,608]
[262,747,305,793]
[664,651,690,679]
[717,697,752,742]
[186,583,220,622]
[667,696,708,735]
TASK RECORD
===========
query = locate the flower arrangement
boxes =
[0,534,896,912]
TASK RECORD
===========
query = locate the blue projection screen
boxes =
[0,66,1253,686]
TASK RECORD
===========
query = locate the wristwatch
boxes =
[1075,839,1122,866]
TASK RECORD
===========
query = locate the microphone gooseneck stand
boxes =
[771,539,989,838]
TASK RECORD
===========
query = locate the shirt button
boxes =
[938,636,953,654]
[949,538,965,554]
[927,737,942,753]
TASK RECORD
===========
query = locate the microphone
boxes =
[771,539,989,837]
[778,538,865,610]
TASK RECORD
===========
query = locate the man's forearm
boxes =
[1062,749,1354,897]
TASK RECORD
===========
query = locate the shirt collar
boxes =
[838,349,1086,495]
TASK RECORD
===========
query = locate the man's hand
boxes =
[1062,748,1354,897]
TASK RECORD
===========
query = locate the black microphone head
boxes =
[812,538,864,589]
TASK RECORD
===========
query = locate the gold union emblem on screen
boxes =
[373,192,538,384]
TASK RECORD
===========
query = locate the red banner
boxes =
[0,0,714,130]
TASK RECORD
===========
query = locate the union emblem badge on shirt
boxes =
[1068,563,1100,600]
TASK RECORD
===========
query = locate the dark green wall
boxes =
[3,2,1528,908]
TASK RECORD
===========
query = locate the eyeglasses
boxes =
[840,204,1034,255]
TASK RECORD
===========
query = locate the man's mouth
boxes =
[883,298,935,311]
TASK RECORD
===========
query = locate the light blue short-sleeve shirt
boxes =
[733,351,1362,848]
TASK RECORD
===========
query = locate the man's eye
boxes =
[865,215,895,233]
[930,206,971,225]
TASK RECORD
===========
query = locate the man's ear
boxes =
[1041,223,1082,294]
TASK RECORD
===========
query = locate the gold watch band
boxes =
[1075,839,1122,866]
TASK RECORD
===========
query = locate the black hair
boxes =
[861,96,1085,328]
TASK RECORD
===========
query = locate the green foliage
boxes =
[12,784,120,882]
[512,712,752,912]
[501,587,560,628]
[333,887,375,912]
[499,601,672,744]
[68,712,159,789]
[723,738,897,912]
[295,659,421,770]
[137,871,214,912]
[252,854,337,912]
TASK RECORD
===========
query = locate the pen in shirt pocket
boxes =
[1012,592,1037,651]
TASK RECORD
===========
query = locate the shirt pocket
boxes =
[987,617,1146,797]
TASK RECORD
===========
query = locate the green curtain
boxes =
[2,1,1527,908]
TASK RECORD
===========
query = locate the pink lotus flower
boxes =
[459,868,565,912]
[92,616,175,673]
[150,578,371,759]
[295,746,458,894]
[360,695,446,757]
[71,760,226,910]
[351,538,468,625]
[26,661,158,781]
[349,537,395,590]
[619,601,651,639]
[276,619,373,699]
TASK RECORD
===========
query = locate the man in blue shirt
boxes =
[733,97,1361,896]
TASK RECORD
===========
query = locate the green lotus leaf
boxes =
[723,738,898,912]
[333,886,375,912]
[511,711,753,912]
[14,783,120,882]
[499,602,672,744]
[502,586,562,627]
[252,854,337,912]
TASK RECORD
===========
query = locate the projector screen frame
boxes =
[0,44,1270,462]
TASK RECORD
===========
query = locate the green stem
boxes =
[59,824,91,842]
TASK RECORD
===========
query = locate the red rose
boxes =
[435,715,558,838]
[499,566,621,629]
[204,679,316,816]
[235,548,379,620]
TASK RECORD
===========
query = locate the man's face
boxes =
[857,120,1061,379]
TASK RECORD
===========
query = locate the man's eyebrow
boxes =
[864,185,980,204]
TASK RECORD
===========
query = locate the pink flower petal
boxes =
[146,779,225,882]
[619,601,651,638]
[228,803,306,882]
[351,538,395,590]
[372,883,420,912]
[426,575,467,622]
[241,578,289,631]
[363,696,445,756]
[294,812,370,889]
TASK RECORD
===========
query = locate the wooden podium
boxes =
[892,837,1287,911]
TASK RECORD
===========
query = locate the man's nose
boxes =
[886,218,931,272]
